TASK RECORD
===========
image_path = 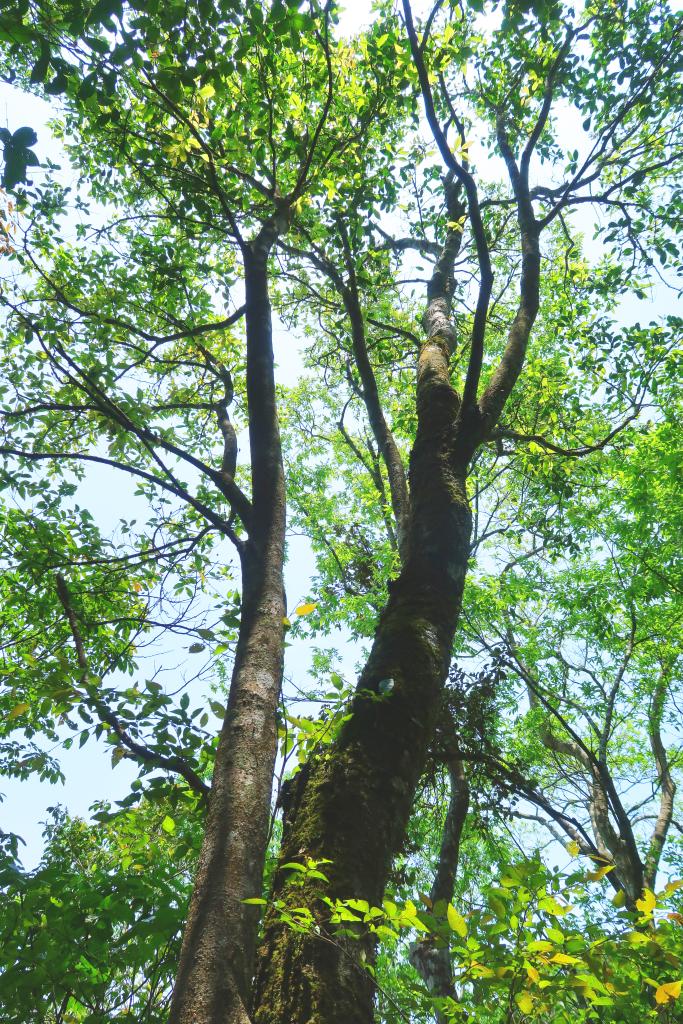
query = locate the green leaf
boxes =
[29,40,50,85]
[11,127,38,148]
[44,71,68,96]
[87,0,123,25]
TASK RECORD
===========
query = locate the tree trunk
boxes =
[644,665,676,891]
[410,760,470,1023]
[169,237,287,1024]
[253,326,472,1024]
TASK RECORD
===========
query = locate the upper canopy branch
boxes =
[490,408,642,458]
[476,113,541,433]
[0,444,240,543]
[21,256,248,347]
[540,30,682,228]
[402,0,493,419]
[280,226,410,553]
[2,290,254,533]
[372,221,442,259]
[520,29,576,187]
[289,1,335,202]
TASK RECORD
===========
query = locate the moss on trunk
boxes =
[253,454,472,1024]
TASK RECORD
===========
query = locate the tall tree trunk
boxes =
[253,316,473,1024]
[169,232,287,1024]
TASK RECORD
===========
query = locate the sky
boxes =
[0,0,677,869]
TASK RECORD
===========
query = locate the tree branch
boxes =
[490,409,641,458]
[402,0,493,415]
[54,574,209,798]
[644,664,677,890]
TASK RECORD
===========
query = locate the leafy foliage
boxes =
[0,0,681,1019]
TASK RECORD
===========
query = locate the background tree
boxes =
[0,802,198,1023]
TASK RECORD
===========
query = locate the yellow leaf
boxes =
[538,896,573,916]
[587,864,615,881]
[549,953,581,965]
[566,840,580,857]
[198,83,215,99]
[470,962,495,978]
[282,617,291,628]
[295,602,317,616]
[8,702,30,720]
[627,931,650,945]
[527,965,541,983]
[516,991,534,1014]
[665,879,683,897]
[636,888,657,916]
[655,981,682,1005]
[612,889,626,907]
[447,903,467,937]
[527,940,554,953]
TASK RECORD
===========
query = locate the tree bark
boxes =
[253,302,473,1024]
[409,760,469,1023]
[644,665,676,891]
[169,233,287,1024]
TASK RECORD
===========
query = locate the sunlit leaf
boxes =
[447,903,467,937]
[655,980,682,1004]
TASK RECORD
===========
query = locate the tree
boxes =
[452,414,681,886]
[0,803,196,1023]
[0,0,681,1022]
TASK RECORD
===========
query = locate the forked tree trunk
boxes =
[251,8,544,1001]
[169,236,287,1024]
[253,325,473,1024]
